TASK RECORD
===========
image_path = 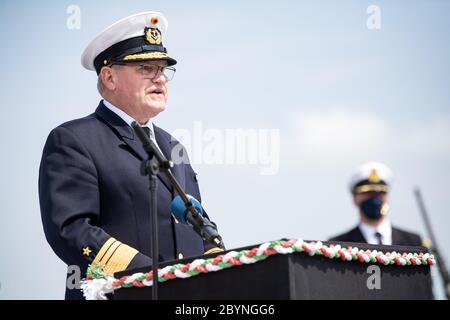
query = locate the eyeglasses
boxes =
[110,62,176,81]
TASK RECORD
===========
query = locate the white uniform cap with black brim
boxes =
[350,161,393,195]
[81,12,177,75]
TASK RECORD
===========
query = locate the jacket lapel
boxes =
[391,228,400,245]
[95,102,173,192]
[95,102,148,160]
[353,226,368,243]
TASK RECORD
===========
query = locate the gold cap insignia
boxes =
[145,27,162,45]
[368,169,381,183]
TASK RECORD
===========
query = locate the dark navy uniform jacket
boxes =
[39,101,218,299]
[329,225,422,246]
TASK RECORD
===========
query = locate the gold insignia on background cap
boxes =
[368,169,381,183]
[145,27,162,45]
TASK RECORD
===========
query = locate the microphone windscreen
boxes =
[171,195,203,224]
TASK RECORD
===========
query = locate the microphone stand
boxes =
[131,122,224,299]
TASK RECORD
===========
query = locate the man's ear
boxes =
[101,67,116,91]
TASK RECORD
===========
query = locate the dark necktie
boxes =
[375,232,383,245]
[141,126,153,140]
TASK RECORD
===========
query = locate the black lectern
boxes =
[114,241,433,300]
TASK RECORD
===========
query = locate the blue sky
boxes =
[1,0,449,299]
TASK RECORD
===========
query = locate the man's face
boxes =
[111,60,169,120]
[353,191,388,207]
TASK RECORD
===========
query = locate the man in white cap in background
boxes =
[39,12,222,299]
[329,161,422,246]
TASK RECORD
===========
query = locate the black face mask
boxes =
[360,196,386,220]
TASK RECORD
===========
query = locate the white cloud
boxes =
[393,119,450,157]
[294,109,389,162]
[292,109,450,164]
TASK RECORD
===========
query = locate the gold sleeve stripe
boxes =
[98,241,122,266]
[92,237,139,276]
[92,238,116,266]
[103,244,138,276]
[204,247,224,255]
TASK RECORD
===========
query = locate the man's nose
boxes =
[152,70,167,83]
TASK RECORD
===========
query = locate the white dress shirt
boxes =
[102,99,162,152]
[358,218,393,245]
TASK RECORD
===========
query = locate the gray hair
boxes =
[97,75,105,94]
[97,64,123,94]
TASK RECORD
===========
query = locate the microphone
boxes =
[171,195,224,249]
[131,121,172,169]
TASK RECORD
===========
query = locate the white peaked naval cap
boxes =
[81,12,176,74]
[349,161,393,194]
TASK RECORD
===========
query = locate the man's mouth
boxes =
[149,89,164,95]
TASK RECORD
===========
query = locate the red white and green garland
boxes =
[80,238,435,300]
